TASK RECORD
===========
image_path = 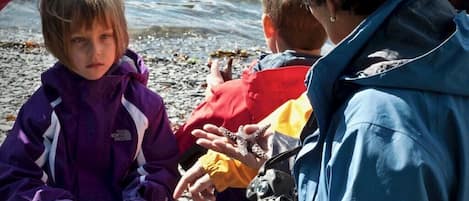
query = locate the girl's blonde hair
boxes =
[39,0,129,67]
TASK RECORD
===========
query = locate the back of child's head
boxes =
[262,0,326,51]
[39,0,129,67]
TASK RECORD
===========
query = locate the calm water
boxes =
[0,0,266,59]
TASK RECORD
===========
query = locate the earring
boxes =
[329,16,336,23]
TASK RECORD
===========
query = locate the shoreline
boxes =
[0,42,256,143]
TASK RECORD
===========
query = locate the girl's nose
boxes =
[88,40,103,57]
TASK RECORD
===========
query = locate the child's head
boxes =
[262,0,326,53]
[40,0,129,80]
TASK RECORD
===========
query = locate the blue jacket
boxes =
[294,0,469,200]
[0,50,180,201]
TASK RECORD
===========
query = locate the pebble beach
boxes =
[0,41,256,141]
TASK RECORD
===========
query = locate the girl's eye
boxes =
[101,34,114,40]
[71,37,86,44]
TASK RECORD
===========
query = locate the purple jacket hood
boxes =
[41,49,149,98]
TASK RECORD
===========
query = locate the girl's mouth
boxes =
[86,63,104,68]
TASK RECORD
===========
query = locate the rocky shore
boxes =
[0,41,255,147]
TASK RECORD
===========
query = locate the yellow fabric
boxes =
[259,92,312,138]
[200,150,258,191]
[199,92,312,191]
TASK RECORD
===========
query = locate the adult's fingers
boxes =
[191,124,226,141]
[200,188,216,201]
[242,124,262,134]
[188,174,215,201]
[203,123,226,135]
[193,124,238,154]
[194,138,218,151]
[197,136,266,169]
[244,124,273,148]
[195,137,238,157]
[192,188,216,201]
[211,140,266,169]
[173,162,205,199]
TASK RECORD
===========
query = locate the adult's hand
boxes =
[173,161,216,201]
[191,124,272,169]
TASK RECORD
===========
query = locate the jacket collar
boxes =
[305,0,404,135]
[41,49,148,105]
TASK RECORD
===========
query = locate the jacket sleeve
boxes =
[122,102,180,201]
[315,122,453,201]
[0,103,75,201]
[199,150,258,191]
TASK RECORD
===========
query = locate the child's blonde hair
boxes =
[39,0,129,67]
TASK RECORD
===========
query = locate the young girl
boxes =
[0,0,179,200]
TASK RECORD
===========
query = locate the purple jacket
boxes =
[0,50,180,201]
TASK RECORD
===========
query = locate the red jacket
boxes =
[175,66,309,155]
[0,0,11,10]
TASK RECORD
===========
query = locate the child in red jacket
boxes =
[176,0,326,170]
[174,0,326,200]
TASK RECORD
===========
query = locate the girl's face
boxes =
[67,21,116,80]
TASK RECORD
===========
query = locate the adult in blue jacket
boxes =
[295,0,469,200]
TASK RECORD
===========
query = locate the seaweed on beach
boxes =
[0,41,41,49]
[209,48,251,58]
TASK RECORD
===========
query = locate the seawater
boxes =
[0,0,265,59]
